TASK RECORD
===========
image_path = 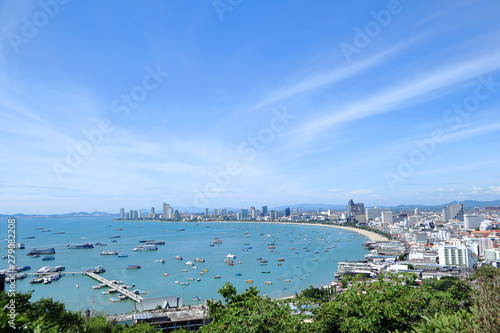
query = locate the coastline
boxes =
[199,220,390,242]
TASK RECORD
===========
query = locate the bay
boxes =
[1,216,369,315]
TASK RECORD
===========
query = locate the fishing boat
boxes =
[67,243,94,249]
[126,264,141,269]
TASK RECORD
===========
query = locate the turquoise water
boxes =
[1,217,368,315]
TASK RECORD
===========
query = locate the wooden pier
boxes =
[85,272,144,302]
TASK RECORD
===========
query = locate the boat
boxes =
[117,253,128,257]
[36,266,53,274]
[261,271,271,274]
[277,258,285,261]
[53,265,65,272]
[117,295,128,300]
[186,277,194,281]
[235,273,242,276]
[42,256,55,261]
[101,250,118,255]
[260,260,268,263]
[110,236,121,238]
[264,281,273,285]
[67,243,94,249]
[193,296,202,301]
[284,279,291,282]
[194,258,205,262]
[226,253,236,259]
[180,282,189,285]
[86,265,106,274]
[29,278,44,284]
[27,248,56,255]
[163,273,169,276]
[176,229,185,231]
[214,275,221,279]
[175,255,183,260]
[53,232,65,234]
[23,236,35,239]
[197,278,201,281]
[42,230,51,232]
[126,264,141,269]
[109,297,120,302]
[245,280,253,283]
[14,243,25,249]
[91,285,102,289]
[159,258,165,263]
[132,244,158,251]
[31,254,40,258]
[212,239,222,244]
[185,261,194,266]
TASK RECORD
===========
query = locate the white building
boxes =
[464,214,484,229]
[381,211,393,225]
[438,245,473,268]
[484,249,500,261]
[366,207,391,221]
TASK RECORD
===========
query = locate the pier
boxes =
[85,272,144,302]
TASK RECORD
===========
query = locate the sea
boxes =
[1,216,369,315]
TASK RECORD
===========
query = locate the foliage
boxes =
[412,309,477,333]
[202,282,311,333]
[298,286,332,303]
[313,272,468,333]
[469,265,500,333]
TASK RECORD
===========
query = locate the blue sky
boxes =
[1,0,500,214]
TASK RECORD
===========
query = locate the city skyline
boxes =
[1,1,500,214]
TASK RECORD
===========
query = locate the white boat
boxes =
[226,253,236,259]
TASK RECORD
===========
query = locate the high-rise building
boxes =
[214,208,221,216]
[381,211,393,224]
[270,210,277,221]
[149,207,155,219]
[347,199,364,222]
[241,209,249,219]
[119,208,125,219]
[163,203,173,219]
[438,245,473,267]
[284,207,290,217]
[262,206,268,216]
[250,206,257,219]
[442,203,464,222]
[205,208,209,216]
[174,210,181,220]
[464,214,484,229]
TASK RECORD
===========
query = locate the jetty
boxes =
[85,272,144,302]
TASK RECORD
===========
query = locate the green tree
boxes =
[201,282,311,333]
[314,273,442,333]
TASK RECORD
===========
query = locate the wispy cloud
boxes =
[293,50,500,143]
